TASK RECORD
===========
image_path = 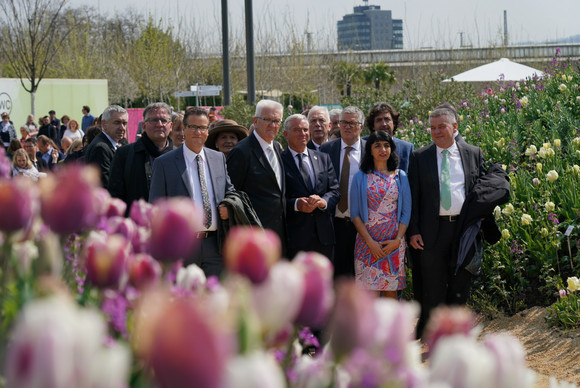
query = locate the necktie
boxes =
[266,145,282,189]
[440,149,452,210]
[337,146,353,213]
[297,153,313,191]
[196,155,212,229]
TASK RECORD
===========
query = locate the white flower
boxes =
[553,139,561,148]
[521,214,532,226]
[537,149,547,159]
[567,277,580,292]
[540,228,549,238]
[573,137,580,148]
[519,96,529,106]
[567,75,573,82]
[501,229,510,239]
[546,170,559,183]
[536,163,543,172]
[222,351,286,388]
[545,201,555,212]
[572,165,580,175]
[502,203,515,216]
[558,83,568,92]
[524,145,537,156]
[493,206,501,218]
[176,264,206,291]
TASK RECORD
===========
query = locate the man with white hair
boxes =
[306,105,331,151]
[227,99,288,253]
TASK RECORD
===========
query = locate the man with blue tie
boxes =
[149,107,234,277]
[281,114,340,260]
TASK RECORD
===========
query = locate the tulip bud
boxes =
[105,196,127,218]
[326,280,377,357]
[223,226,281,284]
[128,253,162,290]
[149,198,202,262]
[39,165,101,234]
[176,264,207,291]
[532,178,540,185]
[130,199,154,227]
[132,226,150,254]
[293,251,334,329]
[0,147,11,178]
[84,232,129,289]
[0,178,37,233]
[424,306,477,355]
[546,170,559,183]
[107,216,137,240]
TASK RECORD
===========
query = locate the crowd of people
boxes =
[1,99,508,339]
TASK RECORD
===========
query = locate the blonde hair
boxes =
[65,139,82,156]
[12,148,32,169]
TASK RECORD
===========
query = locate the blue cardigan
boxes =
[350,169,412,226]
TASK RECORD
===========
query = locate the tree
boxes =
[330,61,361,97]
[0,0,79,115]
[362,62,396,90]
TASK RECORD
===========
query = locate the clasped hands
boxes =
[296,195,326,213]
[369,238,401,261]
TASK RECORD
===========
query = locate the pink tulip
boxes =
[128,253,162,290]
[39,165,101,234]
[326,280,377,357]
[484,334,535,388]
[149,198,202,262]
[0,178,37,233]
[107,216,137,240]
[223,226,281,284]
[84,233,129,289]
[131,226,150,254]
[424,306,477,355]
[293,252,334,329]
[130,199,154,227]
[135,290,226,388]
[105,196,127,218]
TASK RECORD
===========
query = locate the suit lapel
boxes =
[174,147,193,197]
[204,148,224,203]
[457,141,472,189]
[310,150,322,191]
[427,144,439,197]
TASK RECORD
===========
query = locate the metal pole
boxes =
[221,0,231,106]
[245,0,256,105]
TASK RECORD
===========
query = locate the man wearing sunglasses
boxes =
[108,102,175,214]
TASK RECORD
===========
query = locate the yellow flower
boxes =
[543,142,551,149]
[537,149,547,159]
[546,148,555,157]
[459,115,464,121]
[536,163,542,172]
[521,214,532,225]
[573,165,580,175]
[524,145,537,156]
[558,84,568,92]
[502,203,515,215]
[519,96,529,106]
[501,229,510,239]
[493,206,501,218]
[576,150,580,159]
[568,277,580,292]
[567,75,573,82]
[545,201,555,212]
[540,228,549,238]
[553,139,561,148]
[562,74,567,81]
[573,137,580,148]
[546,170,559,183]
[501,164,507,171]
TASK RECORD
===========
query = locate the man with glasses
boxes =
[149,107,233,277]
[320,106,366,278]
[24,137,48,172]
[108,102,174,214]
[227,99,288,254]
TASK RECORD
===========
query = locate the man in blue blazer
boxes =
[149,107,234,277]
[227,100,287,253]
[320,106,366,278]
[365,102,414,173]
[281,114,340,260]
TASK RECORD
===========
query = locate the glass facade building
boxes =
[337,5,403,51]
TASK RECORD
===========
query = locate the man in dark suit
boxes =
[149,107,234,277]
[408,106,485,338]
[108,102,174,215]
[320,106,366,278]
[365,102,414,173]
[24,137,48,172]
[36,135,64,170]
[281,114,340,260]
[306,106,331,152]
[84,105,128,188]
[227,100,287,252]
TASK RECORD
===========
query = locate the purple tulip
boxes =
[107,216,137,240]
[326,280,377,358]
[293,252,334,329]
[128,253,162,290]
[131,226,150,254]
[39,165,101,234]
[223,226,281,284]
[130,199,154,228]
[0,147,11,179]
[84,232,129,289]
[149,198,202,262]
[0,178,37,233]
[104,195,127,218]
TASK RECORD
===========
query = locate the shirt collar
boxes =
[436,141,458,155]
[341,138,361,151]
[288,147,308,159]
[102,132,119,149]
[253,130,273,152]
[183,144,206,163]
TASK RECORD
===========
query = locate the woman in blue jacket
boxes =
[350,131,411,298]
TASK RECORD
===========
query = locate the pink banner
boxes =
[126,108,145,143]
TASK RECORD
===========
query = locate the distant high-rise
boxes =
[337,4,403,51]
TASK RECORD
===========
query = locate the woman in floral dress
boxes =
[350,131,411,298]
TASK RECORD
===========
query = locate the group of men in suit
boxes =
[85,100,488,339]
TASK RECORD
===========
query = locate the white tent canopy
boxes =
[443,58,545,82]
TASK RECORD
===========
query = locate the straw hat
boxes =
[206,119,248,150]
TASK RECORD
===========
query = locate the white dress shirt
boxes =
[253,131,283,189]
[335,138,362,218]
[183,146,218,231]
[436,142,465,215]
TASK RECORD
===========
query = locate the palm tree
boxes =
[362,62,396,90]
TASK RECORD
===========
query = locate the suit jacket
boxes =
[408,140,485,250]
[84,132,116,188]
[36,149,64,171]
[320,137,367,194]
[149,145,233,206]
[281,148,340,248]
[226,133,287,246]
[393,137,414,173]
[306,139,324,151]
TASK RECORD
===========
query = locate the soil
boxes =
[478,306,580,387]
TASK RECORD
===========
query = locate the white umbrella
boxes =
[443,58,544,82]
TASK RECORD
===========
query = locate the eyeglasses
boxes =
[146,117,171,125]
[339,120,360,127]
[185,124,209,132]
[257,117,282,126]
